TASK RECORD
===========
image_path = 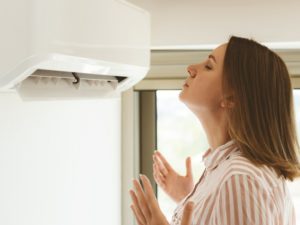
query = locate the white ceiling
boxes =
[127,0,300,49]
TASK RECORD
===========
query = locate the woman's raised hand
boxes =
[129,174,195,225]
[129,174,170,225]
[152,151,194,203]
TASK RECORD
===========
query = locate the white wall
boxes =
[128,0,300,48]
[0,93,121,225]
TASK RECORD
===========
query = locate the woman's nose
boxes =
[187,65,196,78]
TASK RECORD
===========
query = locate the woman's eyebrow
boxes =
[208,54,217,64]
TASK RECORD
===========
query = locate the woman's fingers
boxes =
[153,154,168,176]
[181,201,195,225]
[139,174,160,213]
[153,164,166,189]
[185,157,193,178]
[130,175,169,225]
[129,190,147,224]
[130,204,145,225]
[153,163,166,182]
[154,151,173,172]
[132,179,151,220]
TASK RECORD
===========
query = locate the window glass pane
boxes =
[156,89,300,224]
[156,90,208,221]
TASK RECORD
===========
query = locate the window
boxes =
[156,89,300,223]
[156,90,207,221]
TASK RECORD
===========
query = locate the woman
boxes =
[129,36,300,225]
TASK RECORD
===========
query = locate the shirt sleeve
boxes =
[210,174,275,225]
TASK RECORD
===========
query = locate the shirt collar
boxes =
[202,139,238,171]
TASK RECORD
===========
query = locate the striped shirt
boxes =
[170,139,296,225]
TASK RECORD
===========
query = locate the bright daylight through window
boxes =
[156,90,300,224]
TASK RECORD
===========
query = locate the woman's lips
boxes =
[184,78,190,87]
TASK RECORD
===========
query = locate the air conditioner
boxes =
[0,0,150,100]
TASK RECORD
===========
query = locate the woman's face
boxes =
[179,43,228,112]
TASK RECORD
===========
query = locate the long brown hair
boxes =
[222,35,300,181]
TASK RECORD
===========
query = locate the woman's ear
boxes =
[221,96,235,108]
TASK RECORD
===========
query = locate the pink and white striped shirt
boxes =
[170,139,296,225]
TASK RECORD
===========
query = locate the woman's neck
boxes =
[194,108,230,150]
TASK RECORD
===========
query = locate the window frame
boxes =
[121,49,300,225]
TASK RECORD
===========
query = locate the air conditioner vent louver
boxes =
[16,69,128,100]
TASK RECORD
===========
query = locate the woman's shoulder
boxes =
[219,151,280,190]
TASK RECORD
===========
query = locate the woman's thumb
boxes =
[181,201,194,225]
[185,157,192,177]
